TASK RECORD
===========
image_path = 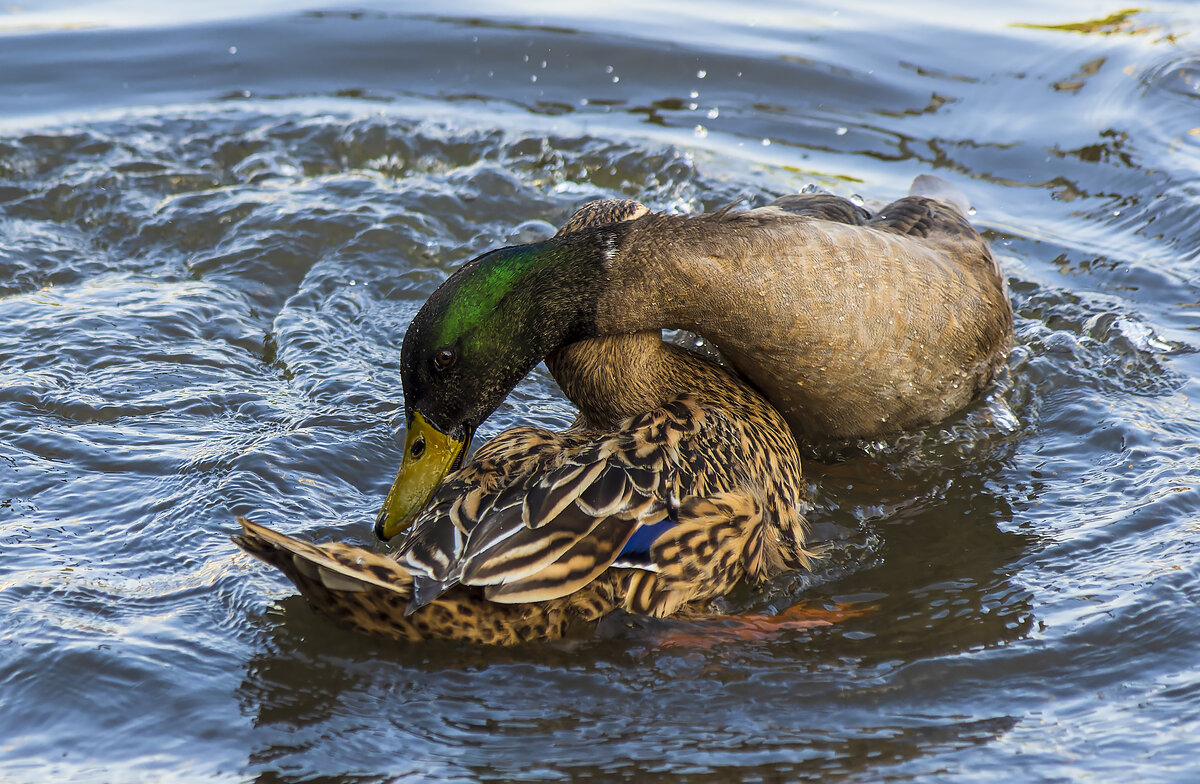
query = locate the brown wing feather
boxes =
[521,460,608,528]
[461,501,613,585]
[868,196,935,237]
[483,516,645,603]
[394,427,557,579]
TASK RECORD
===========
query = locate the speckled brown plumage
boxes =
[234,332,810,643]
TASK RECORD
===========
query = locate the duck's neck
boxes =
[537,214,757,428]
[583,211,788,339]
[523,212,752,343]
[546,331,710,430]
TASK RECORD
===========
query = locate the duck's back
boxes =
[596,182,1013,440]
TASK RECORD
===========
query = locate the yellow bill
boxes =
[375,412,468,541]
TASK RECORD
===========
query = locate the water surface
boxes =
[2,1,1200,782]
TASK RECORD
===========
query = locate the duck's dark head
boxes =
[375,229,617,540]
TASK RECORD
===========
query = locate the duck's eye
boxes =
[433,348,456,371]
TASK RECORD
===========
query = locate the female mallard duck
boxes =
[235,200,814,644]
[235,328,811,643]
[378,176,1012,536]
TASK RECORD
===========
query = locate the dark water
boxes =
[3,1,1200,781]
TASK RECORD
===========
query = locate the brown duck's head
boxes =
[375,228,620,540]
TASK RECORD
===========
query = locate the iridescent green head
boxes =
[375,227,617,539]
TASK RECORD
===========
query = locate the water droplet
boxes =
[697,69,707,78]
[836,126,847,136]
[523,54,530,62]
[968,206,977,215]
[761,138,771,146]
[605,65,614,73]
[694,125,709,138]
[540,60,548,69]
[689,90,699,99]
[228,45,238,55]
[849,194,865,206]
[530,75,538,83]
[707,107,720,119]
[1113,210,1122,217]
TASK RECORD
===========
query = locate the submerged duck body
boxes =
[379,177,1013,533]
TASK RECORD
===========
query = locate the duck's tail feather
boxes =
[233,517,428,638]
[909,174,972,218]
[234,517,413,596]
[234,518,588,644]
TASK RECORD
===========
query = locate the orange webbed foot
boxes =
[648,599,877,649]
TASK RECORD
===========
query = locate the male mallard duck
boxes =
[234,201,813,644]
[379,176,1012,535]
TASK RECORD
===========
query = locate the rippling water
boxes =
[3,1,1200,781]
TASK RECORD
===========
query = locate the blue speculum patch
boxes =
[617,519,676,562]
